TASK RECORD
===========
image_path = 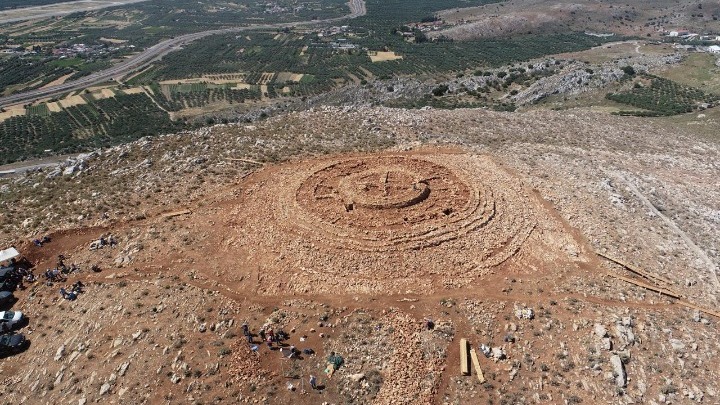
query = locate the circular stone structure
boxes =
[293,156,493,251]
[337,167,430,211]
[230,152,544,294]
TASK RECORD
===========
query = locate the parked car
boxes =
[0,267,13,282]
[0,279,14,292]
[0,311,24,332]
[0,291,13,307]
[0,333,27,356]
[0,267,19,289]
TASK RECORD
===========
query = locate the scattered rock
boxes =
[669,339,686,352]
[54,345,65,361]
[594,323,608,338]
[610,355,626,388]
[348,373,365,382]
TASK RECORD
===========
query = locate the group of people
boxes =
[8,247,90,304]
[89,235,117,251]
[32,236,51,247]
[44,256,80,284]
[243,323,293,349]
[240,321,346,393]
[59,281,84,301]
[243,323,312,360]
[1,258,35,291]
[40,254,87,301]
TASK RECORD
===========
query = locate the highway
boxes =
[0,0,366,109]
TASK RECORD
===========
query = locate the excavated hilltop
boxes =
[0,106,718,404]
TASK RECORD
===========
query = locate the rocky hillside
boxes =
[0,104,718,404]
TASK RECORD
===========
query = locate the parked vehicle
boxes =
[0,333,27,356]
[0,311,24,332]
[0,280,14,292]
[0,291,13,307]
[0,267,13,282]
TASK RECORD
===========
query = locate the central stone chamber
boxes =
[297,155,475,233]
[338,168,430,211]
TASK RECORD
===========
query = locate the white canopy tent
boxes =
[0,247,20,263]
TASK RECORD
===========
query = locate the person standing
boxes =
[241,322,252,343]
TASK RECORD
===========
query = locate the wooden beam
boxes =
[469,348,485,383]
[160,210,192,219]
[606,273,681,299]
[597,252,673,286]
[678,300,720,319]
[460,338,470,376]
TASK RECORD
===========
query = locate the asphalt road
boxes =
[0,0,366,109]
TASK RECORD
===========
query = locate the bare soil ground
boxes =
[432,0,720,40]
[555,41,677,65]
[40,73,74,89]
[0,0,150,23]
[0,106,719,404]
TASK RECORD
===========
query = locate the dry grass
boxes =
[433,0,720,40]
[657,53,720,95]
[275,72,304,82]
[557,41,675,65]
[0,0,150,24]
[0,107,25,121]
[122,87,145,95]
[369,51,403,63]
[59,95,87,108]
[46,102,63,112]
[40,73,74,89]
[99,88,115,98]
[99,37,128,44]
